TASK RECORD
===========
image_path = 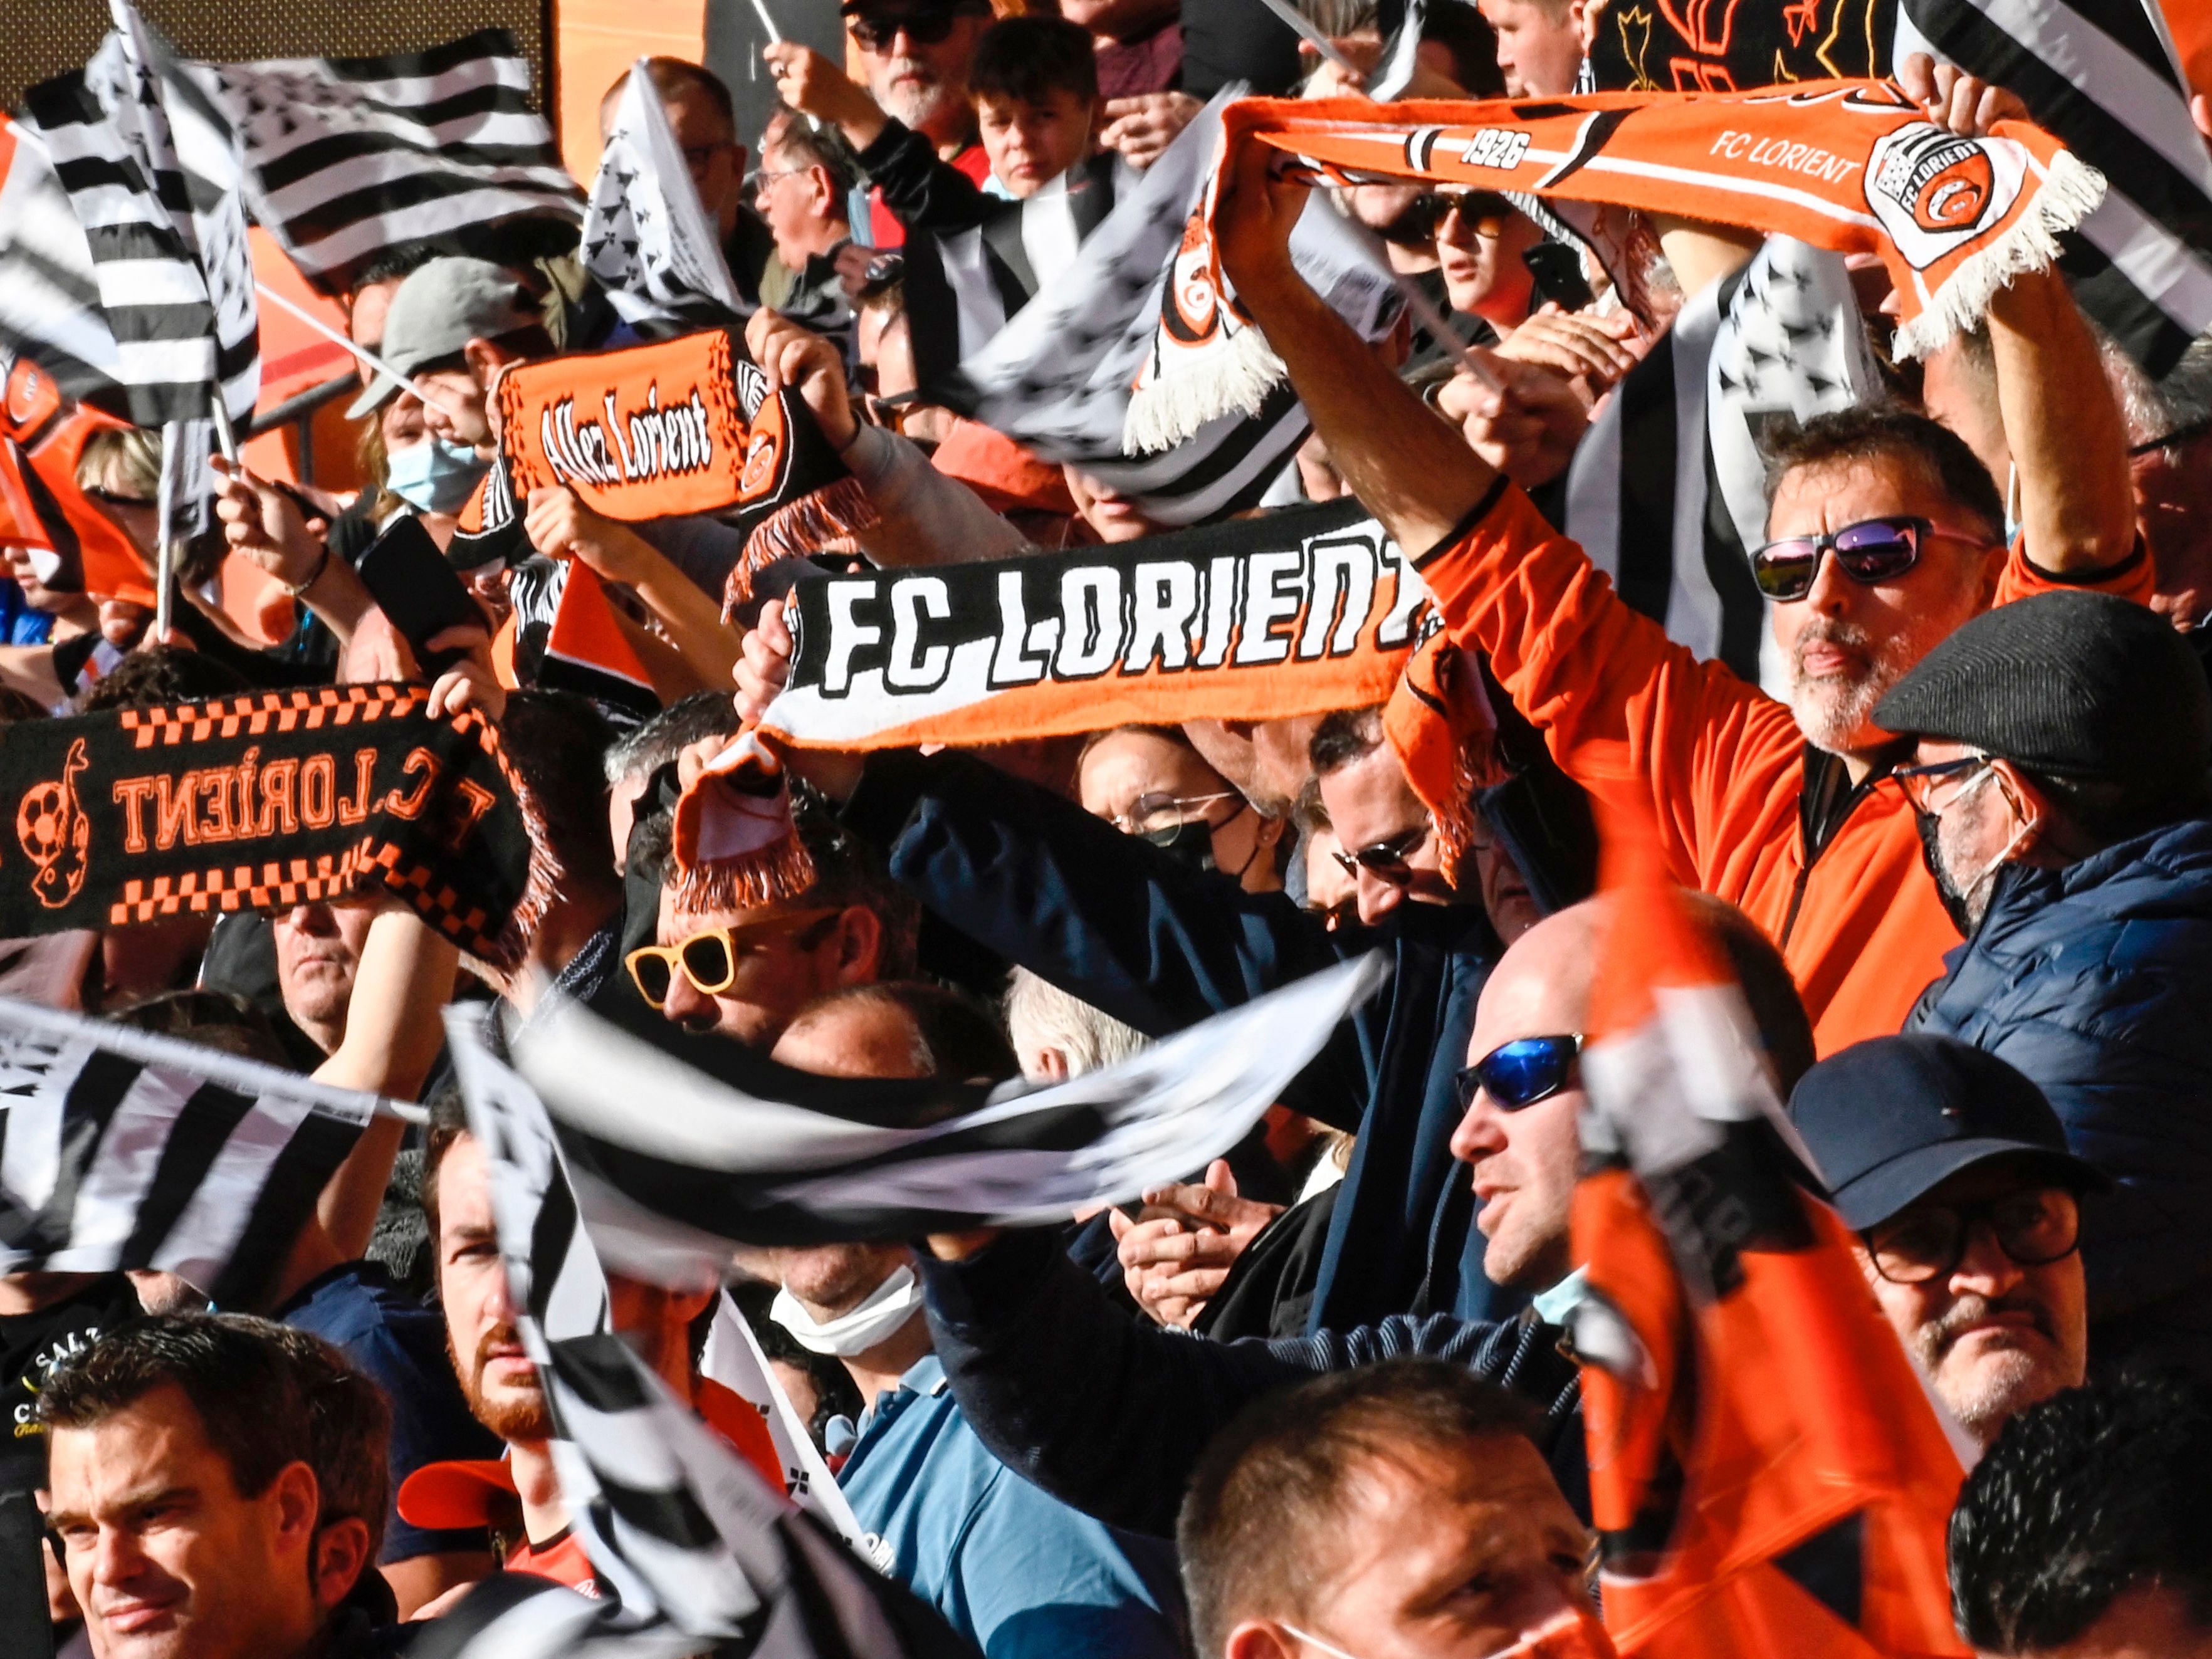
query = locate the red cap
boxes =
[397,1458,519,1531]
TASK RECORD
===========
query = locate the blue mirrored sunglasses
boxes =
[1453,1033,1583,1112]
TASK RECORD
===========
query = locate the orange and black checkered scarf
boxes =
[0,686,553,968]
[1129,80,2102,449]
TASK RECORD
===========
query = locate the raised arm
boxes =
[1220,137,1497,558]
[308,907,459,1260]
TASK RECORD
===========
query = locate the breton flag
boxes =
[0,997,377,1307]
[506,953,1389,1255]
[1565,238,1880,695]
[1896,0,2212,379]
[0,120,122,406]
[442,1012,980,1659]
[901,150,1127,390]
[164,29,584,299]
[937,90,1401,526]
[19,0,258,431]
[584,59,750,335]
[1566,820,1968,1658]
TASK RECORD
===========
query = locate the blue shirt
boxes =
[276,1262,501,1564]
[839,1354,1185,1659]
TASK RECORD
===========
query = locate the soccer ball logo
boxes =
[16,736,90,909]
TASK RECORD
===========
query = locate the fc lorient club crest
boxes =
[14,736,90,909]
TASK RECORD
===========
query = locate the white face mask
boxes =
[771,1264,925,1357]
[1280,1605,1614,1659]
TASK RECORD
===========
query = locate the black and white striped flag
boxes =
[0,997,378,1307]
[902,150,1126,390]
[167,28,584,300]
[508,952,1389,1254]
[1897,0,2212,378]
[0,119,122,406]
[443,1013,980,1659]
[1565,237,1880,694]
[19,0,258,432]
[584,58,750,335]
[936,92,1401,526]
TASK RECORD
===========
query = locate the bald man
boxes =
[910,893,1817,1542]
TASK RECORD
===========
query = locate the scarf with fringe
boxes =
[491,327,876,603]
[1131,80,2103,449]
[668,501,1506,910]
[0,686,552,968]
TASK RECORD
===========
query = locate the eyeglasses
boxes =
[1892,753,1999,817]
[849,9,968,50]
[681,141,735,174]
[1750,515,1994,602]
[1863,1186,2082,1285]
[625,908,841,1008]
[1110,790,1240,839]
[1329,822,1431,886]
[1453,1033,1583,1112]
[753,166,807,194]
[1403,189,1516,242]
[83,485,154,509]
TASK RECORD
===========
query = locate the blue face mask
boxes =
[385,438,486,515]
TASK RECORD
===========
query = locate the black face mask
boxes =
[1145,817,1219,874]
[1914,807,1979,936]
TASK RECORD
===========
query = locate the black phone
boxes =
[1522,241,1596,313]
[355,513,484,676]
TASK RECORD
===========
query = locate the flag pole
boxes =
[207,389,239,463]
[1388,270,1504,392]
[155,423,175,642]
[748,0,782,44]
[251,281,474,422]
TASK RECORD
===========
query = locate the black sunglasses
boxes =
[1750,515,1995,602]
[1863,1187,2082,1285]
[1452,1033,1583,1112]
[1329,822,1430,886]
[1402,189,1516,241]
[849,9,972,50]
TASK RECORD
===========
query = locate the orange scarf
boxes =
[493,328,875,601]
[669,502,1506,904]
[1132,80,2101,447]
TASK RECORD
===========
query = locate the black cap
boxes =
[1873,590,2212,790]
[1786,1034,2107,1230]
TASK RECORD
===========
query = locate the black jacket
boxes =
[921,1228,1587,1537]
[842,750,1521,1332]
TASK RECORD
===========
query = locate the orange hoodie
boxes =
[1412,481,2155,1054]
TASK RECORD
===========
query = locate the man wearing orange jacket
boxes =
[1218,112,2147,1055]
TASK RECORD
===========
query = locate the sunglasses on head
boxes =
[1453,1033,1583,1112]
[1402,189,1516,241]
[1750,515,1994,602]
[848,8,972,50]
[626,908,840,1008]
[1329,822,1430,886]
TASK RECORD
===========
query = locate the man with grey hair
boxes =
[754,108,861,353]
[1004,967,1150,1084]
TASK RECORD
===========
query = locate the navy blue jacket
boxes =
[921,1229,1586,1538]
[1909,815,2212,1373]
[842,751,1520,1332]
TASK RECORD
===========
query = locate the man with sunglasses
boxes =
[1874,591,2212,1375]
[629,787,921,1049]
[763,0,996,254]
[1788,1035,2095,1445]
[1210,102,2147,1055]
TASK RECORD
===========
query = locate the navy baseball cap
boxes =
[1786,1035,2107,1231]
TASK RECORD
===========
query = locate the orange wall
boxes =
[554,0,708,182]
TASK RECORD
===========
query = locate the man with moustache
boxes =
[1212,103,2148,1051]
[1789,1037,2094,1445]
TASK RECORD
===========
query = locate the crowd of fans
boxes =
[6,1,2212,1656]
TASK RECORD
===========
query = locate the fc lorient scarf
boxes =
[493,327,876,601]
[1130,80,2105,447]
[0,685,550,967]
[670,501,1502,906]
